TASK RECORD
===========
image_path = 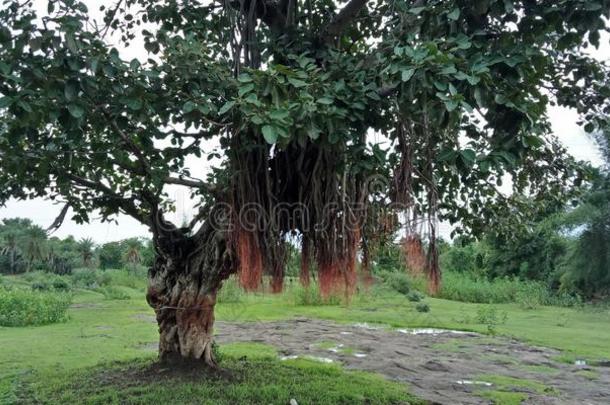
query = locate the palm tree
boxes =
[123,238,142,273]
[1,233,19,273]
[21,227,48,272]
[77,238,95,268]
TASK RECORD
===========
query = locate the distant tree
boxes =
[97,241,123,270]
[21,226,48,271]
[76,238,95,268]
[559,130,610,299]
[123,238,143,273]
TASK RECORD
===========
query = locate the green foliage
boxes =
[438,271,581,307]
[292,284,342,306]
[96,286,130,301]
[379,271,412,295]
[440,238,488,275]
[32,357,420,405]
[70,269,111,289]
[217,277,243,304]
[0,286,72,327]
[407,291,424,302]
[415,302,430,313]
[475,306,508,335]
[97,242,123,270]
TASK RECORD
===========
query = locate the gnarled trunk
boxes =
[147,265,218,365]
[146,217,235,366]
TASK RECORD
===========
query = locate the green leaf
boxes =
[66,33,78,53]
[460,149,476,165]
[219,100,235,115]
[288,78,307,88]
[447,8,460,21]
[238,83,255,97]
[64,80,79,101]
[316,97,333,105]
[238,73,253,83]
[130,59,140,70]
[67,104,84,118]
[307,124,321,140]
[0,96,13,108]
[401,68,415,82]
[262,125,278,144]
[127,98,143,111]
[182,101,197,114]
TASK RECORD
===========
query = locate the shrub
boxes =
[476,305,508,335]
[105,268,147,290]
[379,271,411,295]
[407,291,423,302]
[217,277,243,303]
[0,287,72,326]
[415,302,430,313]
[292,284,342,306]
[97,286,130,300]
[70,269,111,289]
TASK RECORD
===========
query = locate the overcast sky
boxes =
[0,2,607,242]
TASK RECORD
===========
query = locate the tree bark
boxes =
[146,216,235,366]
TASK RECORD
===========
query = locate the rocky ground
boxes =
[210,318,610,404]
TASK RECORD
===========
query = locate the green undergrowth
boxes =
[24,352,421,405]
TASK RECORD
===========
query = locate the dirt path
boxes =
[212,319,610,404]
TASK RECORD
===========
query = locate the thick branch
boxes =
[164,176,213,191]
[321,0,369,42]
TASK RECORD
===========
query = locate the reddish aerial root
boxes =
[270,260,284,293]
[316,229,358,300]
[402,234,426,275]
[235,228,263,291]
[426,242,441,295]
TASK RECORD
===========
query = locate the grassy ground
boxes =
[1,272,610,403]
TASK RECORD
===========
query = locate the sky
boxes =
[0,2,607,242]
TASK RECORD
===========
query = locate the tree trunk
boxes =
[146,217,235,366]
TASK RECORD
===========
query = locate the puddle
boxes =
[575,360,587,366]
[280,355,334,363]
[340,331,353,335]
[397,328,472,336]
[353,322,384,330]
[456,380,493,387]
[354,353,367,358]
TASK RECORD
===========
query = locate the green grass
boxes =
[2,272,610,403]
[475,374,558,404]
[26,356,420,405]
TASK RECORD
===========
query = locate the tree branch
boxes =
[164,176,214,191]
[321,0,369,42]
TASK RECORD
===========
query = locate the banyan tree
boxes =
[1,0,609,365]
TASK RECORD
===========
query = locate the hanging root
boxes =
[235,227,263,291]
[402,234,426,275]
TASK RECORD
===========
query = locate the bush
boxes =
[105,268,147,290]
[217,277,243,304]
[292,284,342,306]
[0,287,72,326]
[97,286,130,300]
[438,270,582,307]
[23,272,72,292]
[379,271,411,295]
[407,291,424,302]
[415,302,430,313]
[70,269,111,289]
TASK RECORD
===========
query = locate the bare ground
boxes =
[209,318,610,405]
